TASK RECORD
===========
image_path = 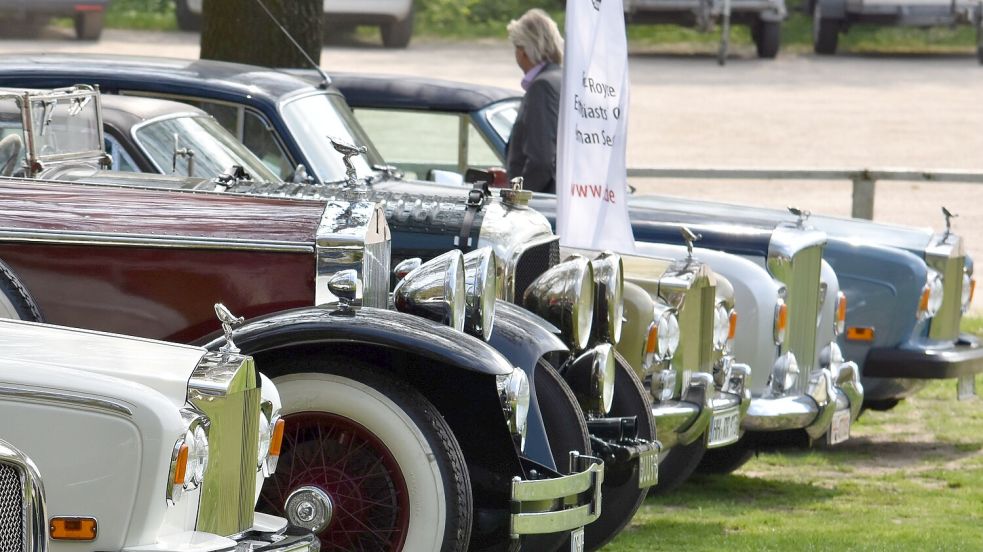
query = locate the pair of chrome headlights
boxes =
[392,248,497,341]
[522,252,625,351]
[166,404,284,505]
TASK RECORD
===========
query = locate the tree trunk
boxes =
[200,0,321,68]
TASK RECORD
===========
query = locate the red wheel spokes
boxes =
[258,412,411,551]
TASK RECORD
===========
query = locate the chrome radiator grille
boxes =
[675,281,715,380]
[513,238,560,302]
[785,245,823,394]
[927,253,965,341]
[0,462,24,551]
[363,238,392,309]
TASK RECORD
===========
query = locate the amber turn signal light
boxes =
[173,443,189,486]
[270,418,285,457]
[50,517,97,541]
[644,323,659,355]
[728,310,738,341]
[836,293,847,335]
[847,326,875,342]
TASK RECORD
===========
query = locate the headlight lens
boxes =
[463,248,498,341]
[918,269,944,320]
[393,250,466,332]
[769,352,799,396]
[167,408,209,504]
[566,344,616,415]
[713,303,730,350]
[645,309,680,367]
[962,271,975,313]
[497,369,531,449]
[590,252,624,345]
[523,255,595,350]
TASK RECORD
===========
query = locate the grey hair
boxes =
[507,9,563,65]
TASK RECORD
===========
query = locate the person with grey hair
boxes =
[506,8,563,193]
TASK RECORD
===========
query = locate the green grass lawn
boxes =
[603,318,983,550]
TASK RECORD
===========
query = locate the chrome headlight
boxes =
[769,352,799,396]
[565,343,616,415]
[497,368,531,448]
[523,255,595,350]
[258,402,285,477]
[918,269,944,320]
[167,408,210,504]
[394,250,466,332]
[463,248,498,341]
[644,308,680,367]
[591,252,624,345]
[713,303,730,350]
[962,270,975,313]
[819,341,845,369]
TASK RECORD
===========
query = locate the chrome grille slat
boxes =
[364,239,392,309]
[927,254,965,341]
[0,462,24,551]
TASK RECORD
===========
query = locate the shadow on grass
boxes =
[829,436,982,467]
[650,473,839,509]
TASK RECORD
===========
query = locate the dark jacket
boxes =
[506,63,561,194]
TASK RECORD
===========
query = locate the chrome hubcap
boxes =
[284,485,334,533]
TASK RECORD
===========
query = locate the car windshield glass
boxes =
[280,92,383,183]
[483,99,521,143]
[29,94,102,159]
[134,114,281,181]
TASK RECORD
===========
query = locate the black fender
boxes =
[489,300,568,470]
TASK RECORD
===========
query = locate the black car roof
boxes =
[0,54,316,103]
[326,72,521,113]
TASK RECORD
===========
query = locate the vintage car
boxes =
[0,438,46,552]
[0,310,320,551]
[329,73,979,413]
[0,165,612,551]
[174,0,415,49]
[0,62,752,512]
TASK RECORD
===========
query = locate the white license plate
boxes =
[637,447,659,489]
[570,526,585,552]
[707,408,741,448]
[828,408,851,445]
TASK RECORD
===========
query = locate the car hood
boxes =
[0,318,204,407]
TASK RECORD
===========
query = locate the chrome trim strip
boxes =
[0,385,131,417]
[0,228,312,253]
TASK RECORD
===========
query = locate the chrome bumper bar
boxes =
[744,361,864,439]
[126,514,320,552]
[509,452,605,537]
[652,363,752,450]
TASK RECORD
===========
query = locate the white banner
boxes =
[556,0,635,253]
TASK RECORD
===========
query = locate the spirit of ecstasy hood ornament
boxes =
[942,206,956,241]
[788,206,811,228]
[680,226,702,259]
[329,136,367,197]
[214,303,244,354]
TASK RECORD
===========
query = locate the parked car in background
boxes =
[330,72,980,416]
[0,438,46,552]
[0,311,319,551]
[0,0,106,39]
[175,0,415,48]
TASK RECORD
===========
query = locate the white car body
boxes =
[0,318,312,552]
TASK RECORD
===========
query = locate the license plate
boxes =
[637,447,659,489]
[707,408,741,448]
[570,526,585,552]
[957,374,977,400]
[828,408,851,445]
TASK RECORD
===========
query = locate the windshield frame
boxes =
[130,111,282,182]
[277,89,386,183]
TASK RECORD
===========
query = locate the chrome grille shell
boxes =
[0,440,46,552]
[315,199,392,309]
[925,233,965,341]
[187,352,260,537]
[476,201,558,302]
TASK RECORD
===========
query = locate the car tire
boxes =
[74,11,104,41]
[648,433,706,496]
[381,10,414,49]
[583,353,655,551]
[261,361,472,552]
[863,398,901,411]
[753,20,781,59]
[696,438,755,474]
[0,260,43,322]
[176,0,203,32]
[527,359,592,552]
[813,4,841,55]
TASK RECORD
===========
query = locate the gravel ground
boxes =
[4,28,981,310]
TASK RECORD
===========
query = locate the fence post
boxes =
[851,178,876,220]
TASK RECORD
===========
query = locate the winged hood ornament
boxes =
[214,303,244,354]
[942,206,957,241]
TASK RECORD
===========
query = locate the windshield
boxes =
[280,92,384,183]
[483,99,520,144]
[29,93,103,160]
[134,114,281,182]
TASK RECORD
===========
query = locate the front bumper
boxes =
[744,361,864,440]
[864,333,983,379]
[652,363,752,451]
[125,514,318,552]
[509,452,605,537]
